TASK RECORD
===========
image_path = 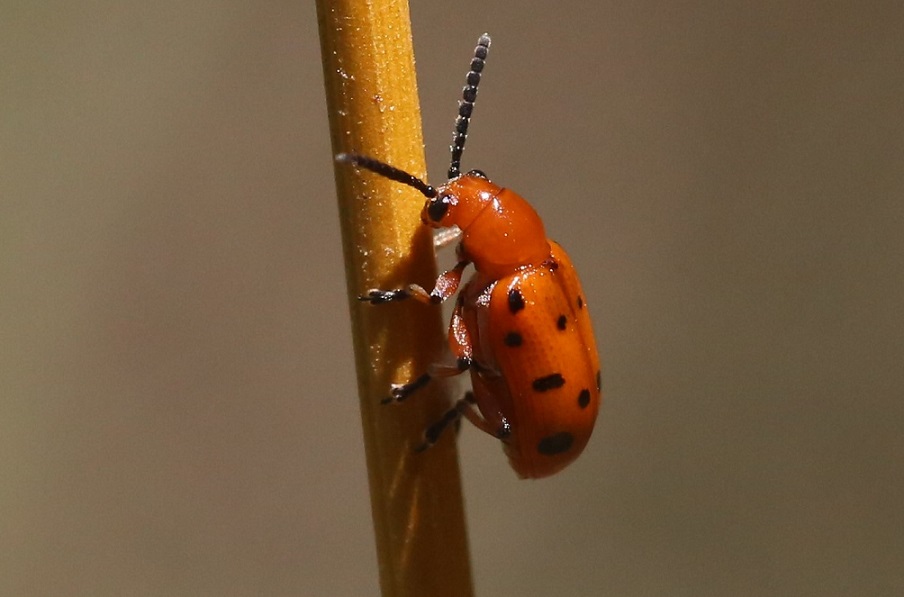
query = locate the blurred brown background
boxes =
[2,1,902,595]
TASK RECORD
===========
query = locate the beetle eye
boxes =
[427,194,453,222]
[467,169,488,179]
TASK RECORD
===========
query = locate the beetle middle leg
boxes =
[380,356,473,404]
[379,284,489,405]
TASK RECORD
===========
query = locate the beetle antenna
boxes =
[337,153,437,198]
[448,33,491,180]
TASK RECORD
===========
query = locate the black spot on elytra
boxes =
[596,370,601,391]
[556,314,567,330]
[532,373,565,392]
[508,288,525,314]
[503,331,523,347]
[578,389,591,409]
[577,295,584,309]
[537,432,574,455]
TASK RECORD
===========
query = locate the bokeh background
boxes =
[2,2,903,595]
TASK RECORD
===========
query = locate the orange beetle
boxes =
[337,34,601,478]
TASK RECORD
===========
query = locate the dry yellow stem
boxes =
[316,1,474,596]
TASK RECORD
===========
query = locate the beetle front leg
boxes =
[358,260,470,305]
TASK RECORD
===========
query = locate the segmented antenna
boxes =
[448,33,491,179]
[336,153,437,198]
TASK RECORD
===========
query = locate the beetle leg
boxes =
[382,288,476,404]
[381,372,432,404]
[429,259,469,302]
[381,356,471,405]
[375,264,477,405]
[457,392,512,439]
[359,260,470,305]
[433,226,462,250]
[446,294,473,361]
[415,395,468,452]
[416,392,511,452]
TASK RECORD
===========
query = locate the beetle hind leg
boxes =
[416,392,511,452]
[416,392,475,452]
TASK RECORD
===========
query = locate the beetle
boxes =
[337,33,601,478]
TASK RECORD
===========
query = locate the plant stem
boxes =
[316,2,475,596]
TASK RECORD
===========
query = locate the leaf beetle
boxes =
[338,33,601,478]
